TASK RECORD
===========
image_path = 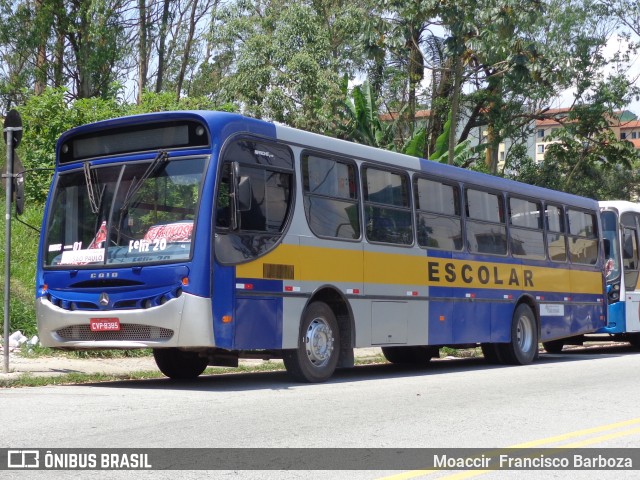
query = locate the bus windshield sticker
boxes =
[59,248,105,265]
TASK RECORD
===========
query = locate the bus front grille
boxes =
[55,324,174,341]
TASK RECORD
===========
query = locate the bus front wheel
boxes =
[283,302,340,383]
[497,304,538,365]
[153,348,208,379]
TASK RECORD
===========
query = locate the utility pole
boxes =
[3,109,22,373]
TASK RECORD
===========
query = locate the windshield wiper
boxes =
[83,162,102,214]
[119,150,169,213]
[115,150,169,244]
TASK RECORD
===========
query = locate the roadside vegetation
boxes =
[18,344,153,359]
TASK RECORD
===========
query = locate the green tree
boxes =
[343,79,455,161]
[128,90,233,114]
[511,105,640,199]
[0,0,133,101]
[62,0,130,99]
[204,0,367,133]
[343,80,398,148]
[16,87,126,202]
[358,0,637,176]
[0,1,41,106]
[360,1,442,150]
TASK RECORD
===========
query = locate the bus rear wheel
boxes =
[153,348,208,379]
[497,304,538,365]
[382,346,438,365]
[283,302,340,383]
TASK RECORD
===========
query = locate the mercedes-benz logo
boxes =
[99,292,110,306]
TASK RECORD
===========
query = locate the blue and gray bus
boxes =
[36,111,607,381]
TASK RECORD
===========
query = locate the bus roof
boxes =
[57,110,599,211]
[58,110,256,137]
[275,123,599,211]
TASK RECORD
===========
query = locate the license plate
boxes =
[90,318,121,331]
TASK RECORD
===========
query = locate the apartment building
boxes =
[535,108,640,163]
[619,118,640,148]
[379,106,639,169]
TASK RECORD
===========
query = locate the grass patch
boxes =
[0,361,288,388]
[353,354,387,365]
[64,349,154,359]
[0,206,42,338]
[0,370,165,388]
[16,344,58,358]
[439,346,482,358]
[19,344,153,359]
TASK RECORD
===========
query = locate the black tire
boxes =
[282,302,340,383]
[496,304,539,365]
[627,333,640,348]
[381,346,438,365]
[542,339,565,353]
[481,343,503,364]
[153,348,208,379]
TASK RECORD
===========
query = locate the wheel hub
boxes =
[304,318,334,367]
[516,314,534,352]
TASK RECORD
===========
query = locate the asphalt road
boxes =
[2,344,640,480]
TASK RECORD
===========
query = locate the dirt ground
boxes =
[0,351,158,379]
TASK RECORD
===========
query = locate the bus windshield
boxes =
[44,155,207,267]
[601,210,621,282]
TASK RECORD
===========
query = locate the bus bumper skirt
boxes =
[36,293,214,349]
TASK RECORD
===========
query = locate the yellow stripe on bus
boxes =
[235,244,603,294]
[235,244,363,283]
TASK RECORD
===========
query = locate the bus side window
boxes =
[546,204,567,262]
[465,188,507,255]
[414,177,462,251]
[363,167,413,245]
[509,197,545,260]
[302,154,360,240]
[566,209,598,265]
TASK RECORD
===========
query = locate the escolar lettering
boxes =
[427,261,533,288]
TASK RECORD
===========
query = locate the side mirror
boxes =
[237,175,252,212]
[230,162,252,230]
[603,238,611,258]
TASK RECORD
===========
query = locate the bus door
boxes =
[214,138,296,349]
[621,213,640,332]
